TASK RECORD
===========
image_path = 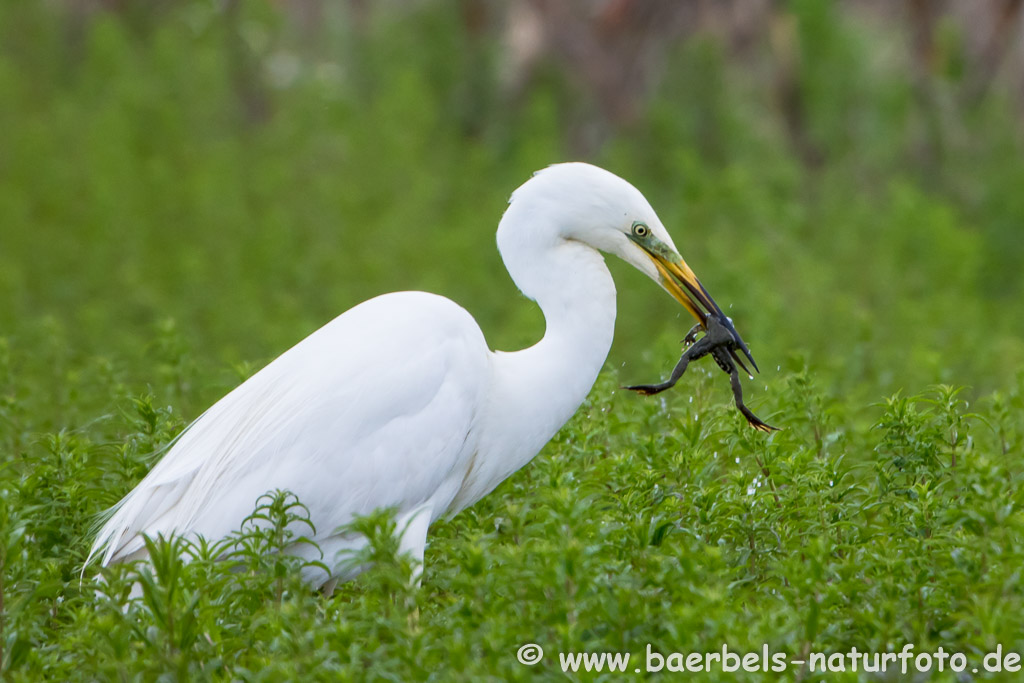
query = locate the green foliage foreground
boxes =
[2,1,1024,680]
[3,357,1024,680]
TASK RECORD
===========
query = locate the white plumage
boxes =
[90,162,723,589]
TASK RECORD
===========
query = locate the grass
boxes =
[2,1,1024,680]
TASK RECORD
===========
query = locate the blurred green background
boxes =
[1,0,1023,421]
[3,3,1024,678]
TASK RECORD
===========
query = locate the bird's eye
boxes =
[632,222,649,238]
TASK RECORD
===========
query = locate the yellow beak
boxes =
[645,250,760,375]
[647,253,716,326]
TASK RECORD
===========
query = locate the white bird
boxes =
[89,162,740,590]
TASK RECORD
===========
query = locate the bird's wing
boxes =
[91,292,490,565]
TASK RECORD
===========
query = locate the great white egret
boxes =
[89,162,754,590]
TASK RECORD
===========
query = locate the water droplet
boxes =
[748,374,754,381]
[735,457,740,464]
[688,395,693,403]
[829,480,834,487]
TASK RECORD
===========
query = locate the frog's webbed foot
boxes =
[625,381,674,396]
[729,367,779,432]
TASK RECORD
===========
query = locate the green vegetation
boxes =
[1,1,1023,680]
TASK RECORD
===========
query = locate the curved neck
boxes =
[501,239,617,397]
[470,239,617,499]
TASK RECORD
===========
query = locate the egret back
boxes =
[90,292,491,572]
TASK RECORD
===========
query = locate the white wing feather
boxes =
[90,292,490,573]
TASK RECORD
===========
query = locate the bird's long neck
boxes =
[472,237,617,496]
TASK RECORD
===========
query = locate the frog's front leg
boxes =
[682,323,704,346]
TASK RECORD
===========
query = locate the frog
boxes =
[626,314,778,433]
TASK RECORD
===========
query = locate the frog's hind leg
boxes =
[626,330,721,395]
[624,340,708,395]
[729,368,778,432]
[624,353,692,395]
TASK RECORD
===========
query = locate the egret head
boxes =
[500,163,757,369]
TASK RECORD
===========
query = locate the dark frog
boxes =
[626,314,778,433]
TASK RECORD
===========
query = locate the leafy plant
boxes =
[1,1,1023,680]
